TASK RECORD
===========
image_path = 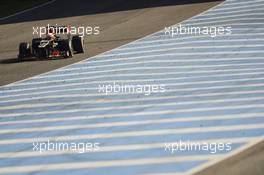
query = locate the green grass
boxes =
[0,0,51,18]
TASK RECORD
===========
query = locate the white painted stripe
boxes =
[113,38,264,52]
[95,44,264,58]
[186,136,264,175]
[2,79,264,105]
[116,32,263,47]
[222,0,264,6]
[186,17,264,26]
[0,155,219,174]
[0,123,263,145]
[2,66,264,98]
[0,137,252,159]
[146,138,263,175]
[0,107,263,134]
[175,22,264,28]
[210,3,264,12]
[53,55,264,74]
[191,13,264,22]
[201,6,264,17]
[24,50,264,75]
[5,62,264,93]
[2,92,264,126]
[148,27,264,39]
[1,71,264,109]
[13,57,264,87]
[2,97,264,118]
[3,65,264,96]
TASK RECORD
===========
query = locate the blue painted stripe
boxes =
[1,0,264,174]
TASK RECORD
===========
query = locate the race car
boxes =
[18,26,84,61]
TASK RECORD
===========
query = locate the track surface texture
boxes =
[1,0,264,175]
[0,0,221,86]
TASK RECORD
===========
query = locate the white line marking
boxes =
[222,0,264,6]
[2,79,264,105]
[186,17,264,26]
[12,57,264,87]
[113,34,264,50]
[0,137,253,159]
[210,3,264,12]
[4,62,264,93]
[1,70,264,107]
[112,38,264,53]
[201,6,264,17]
[1,66,264,98]
[187,136,264,175]
[1,108,263,134]
[0,155,219,174]
[191,13,264,22]
[0,123,263,145]
[2,93,264,126]
[94,44,264,58]
[24,50,264,75]
[2,97,264,118]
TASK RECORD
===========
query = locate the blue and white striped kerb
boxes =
[1,0,264,174]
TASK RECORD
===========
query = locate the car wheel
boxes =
[18,42,31,61]
[72,35,84,53]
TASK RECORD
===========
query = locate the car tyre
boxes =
[72,35,84,53]
[18,42,31,61]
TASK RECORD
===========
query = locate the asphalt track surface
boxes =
[0,0,221,86]
[1,0,264,175]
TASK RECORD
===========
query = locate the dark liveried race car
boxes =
[18,26,84,61]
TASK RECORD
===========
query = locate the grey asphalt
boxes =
[1,0,263,175]
[0,0,221,86]
[195,140,264,175]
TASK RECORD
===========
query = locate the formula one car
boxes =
[18,26,84,61]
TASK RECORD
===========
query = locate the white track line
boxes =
[2,97,264,118]
[1,66,264,98]
[115,32,264,47]
[190,13,264,22]
[0,155,219,174]
[1,70,264,107]
[12,57,264,87]
[17,50,264,76]
[209,3,264,12]
[221,0,264,6]
[110,38,264,52]
[186,17,264,26]
[0,137,252,159]
[2,80,264,105]
[1,107,263,134]
[148,27,264,40]
[4,62,264,91]
[2,64,263,94]
[93,44,264,58]
[0,124,263,145]
[186,135,264,175]
[2,92,264,125]
[200,6,264,17]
